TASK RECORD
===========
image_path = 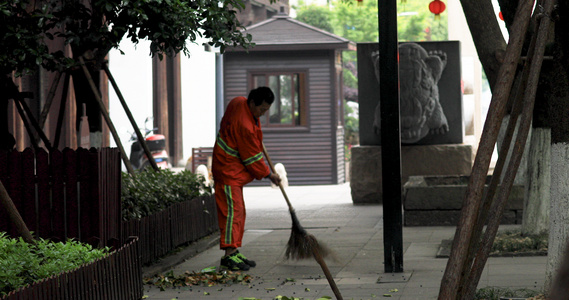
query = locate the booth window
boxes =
[251,72,307,127]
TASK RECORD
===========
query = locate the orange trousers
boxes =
[215,182,246,249]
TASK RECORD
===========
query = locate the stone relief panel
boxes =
[357,41,463,146]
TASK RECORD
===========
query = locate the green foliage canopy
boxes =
[293,0,449,98]
[294,0,448,43]
[0,0,257,76]
[295,3,334,33]
[0,0,65,75]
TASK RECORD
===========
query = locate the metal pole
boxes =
[378,0,403,273]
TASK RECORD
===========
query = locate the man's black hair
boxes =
[248,86,275,106]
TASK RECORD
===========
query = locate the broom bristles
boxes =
[285,210,334,261]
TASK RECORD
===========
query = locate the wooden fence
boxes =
[0,148,121,248]
[1,147,219,296]
[1,237,142,300]
[123,194,218,265]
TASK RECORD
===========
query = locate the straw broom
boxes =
[262,144,343,300]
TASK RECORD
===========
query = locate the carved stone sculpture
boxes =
[372,43,449,144]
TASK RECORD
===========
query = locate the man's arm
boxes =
[237,130,271,180]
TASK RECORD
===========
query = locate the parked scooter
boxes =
[129,118,170,170]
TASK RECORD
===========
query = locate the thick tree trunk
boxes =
[522,127,550,236]
[543,2,569,290]
[456,0,569,294]
[459,0,508,90]
[547,143,569,291]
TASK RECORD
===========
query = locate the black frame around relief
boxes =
[357,41,463,146]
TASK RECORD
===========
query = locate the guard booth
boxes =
[223,12,356,186]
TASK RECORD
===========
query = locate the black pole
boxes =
[54,71,70,149]
[378,0,403,273]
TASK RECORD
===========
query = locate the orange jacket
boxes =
[212,96,270,186]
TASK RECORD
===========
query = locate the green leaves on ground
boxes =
[274,297,331,300]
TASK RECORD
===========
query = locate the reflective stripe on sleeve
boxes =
[242,152,263,166]
[217,135,239,158]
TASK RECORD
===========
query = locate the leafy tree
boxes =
[294,0,448,148]
[344,100,359,146]
[331,0,379,43]
[1,0,257,147]
[438,0,569,296]
[396,0,448,42]
[295,3,334,33]
[0,1,61,76]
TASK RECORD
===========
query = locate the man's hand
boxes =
[267,173,281,186]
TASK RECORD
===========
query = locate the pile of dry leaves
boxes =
[143,267,254,291]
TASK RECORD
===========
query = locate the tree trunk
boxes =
[542,2,569,289]
[497,114,531,185]
[522,127,550,236]
[0,181,34,244]
[459,0,507,90]
[455,0,569,294]
[547,143,569,290]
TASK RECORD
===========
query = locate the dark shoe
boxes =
[220,254,250,271]
[233,251,256,268]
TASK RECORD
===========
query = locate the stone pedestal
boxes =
[350,144,473,204]
[403,175,524,226]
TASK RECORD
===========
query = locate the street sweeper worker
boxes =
[212,86,281,271]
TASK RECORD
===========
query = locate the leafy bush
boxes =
[491,230,548,254]
[474,286,542,300]
[0,232,109,296]
[121,169,212,221]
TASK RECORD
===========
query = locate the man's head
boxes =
[247,87,275,119]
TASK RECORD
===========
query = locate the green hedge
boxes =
[0,232,109,296]
[121,169,212,221]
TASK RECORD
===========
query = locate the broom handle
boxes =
[313,248,344,300]
[262,143,295,212]
[263,143,344,300]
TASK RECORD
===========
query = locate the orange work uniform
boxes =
[212,96,270,249]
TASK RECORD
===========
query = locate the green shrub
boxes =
[121,169,212,221]
[475,286,542,300]
[491,230,548,254]
[0,232,109,296]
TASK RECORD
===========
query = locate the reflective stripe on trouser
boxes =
[215,182,246,249]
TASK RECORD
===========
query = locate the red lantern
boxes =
[429,0,446,20]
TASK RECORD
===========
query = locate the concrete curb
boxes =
[142,232,220,278]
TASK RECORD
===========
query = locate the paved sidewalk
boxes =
[141,183,546,300]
